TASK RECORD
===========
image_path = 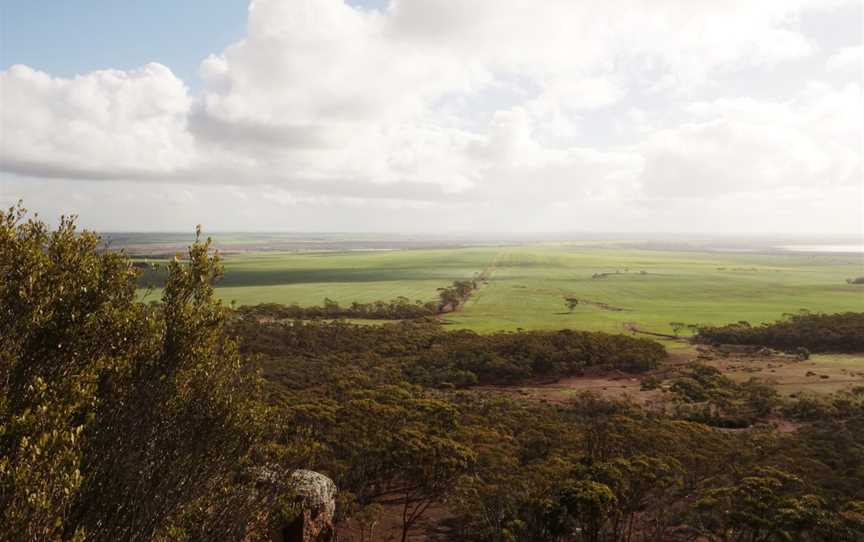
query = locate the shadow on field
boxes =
[139,267,450,288]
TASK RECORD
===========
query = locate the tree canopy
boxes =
[0,206,294,541]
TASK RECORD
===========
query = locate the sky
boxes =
[1,0,862,234]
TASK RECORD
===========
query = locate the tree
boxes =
[315,384,474,542]
[323,297,340,315]
[392,428,475,542]
[555,480,617,542]
[591,455,683,541]
[565,298,580,312]
[692,467,830,542]
[0,206,281,541]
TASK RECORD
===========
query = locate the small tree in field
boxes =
[565,298,580,312]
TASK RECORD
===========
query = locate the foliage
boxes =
[437,279,479,311]
[238,296,439,321]
[0,207,287,541]
[696,312,864,352]
[666,364,782,427]
[223,278,482,323]
[231,318,667,390]
[691,467,862,541]
[231,276,484,322]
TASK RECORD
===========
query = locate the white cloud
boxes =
[640,83,862,197]
[0,63,194,179]
[1,0,861,233]
[827,44,863,74]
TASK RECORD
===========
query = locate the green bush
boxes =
[0,206,284,541]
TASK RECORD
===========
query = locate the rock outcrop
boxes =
[261,469,337,542]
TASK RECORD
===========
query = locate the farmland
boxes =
[449,246,864,335]
[137,247,498,308]
[137,242,864,335]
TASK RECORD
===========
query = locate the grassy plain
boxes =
[447,246,864,335]
[138,244,863,335]
[138,248,498,307]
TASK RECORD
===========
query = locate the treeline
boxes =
[437,278,480,311]
[236,277,483,321]
[237,296,438,320]
[230,319,666,388]
[696,312,864,352]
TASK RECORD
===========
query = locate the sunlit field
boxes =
[447,246,864,334]
[139,244,863,334]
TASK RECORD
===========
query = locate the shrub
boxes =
[0,207,282,540]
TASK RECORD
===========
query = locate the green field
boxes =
[139,245,864,334]
[448,247,864,334]
[138,248,498,307]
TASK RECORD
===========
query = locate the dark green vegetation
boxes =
[234,277,482,321]
[697,312,864,353]
[232,319,665,389]
[0,208,305,541]
[238,297,439,321]
[3,209,864,542]
[238,315,864,541]
[663,363,783,427]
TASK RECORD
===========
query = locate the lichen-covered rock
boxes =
[260,469,336,542]
[289,470,337,538]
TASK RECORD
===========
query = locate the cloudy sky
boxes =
[1,0,862,234]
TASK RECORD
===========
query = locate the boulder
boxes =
[261,469,337,542]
